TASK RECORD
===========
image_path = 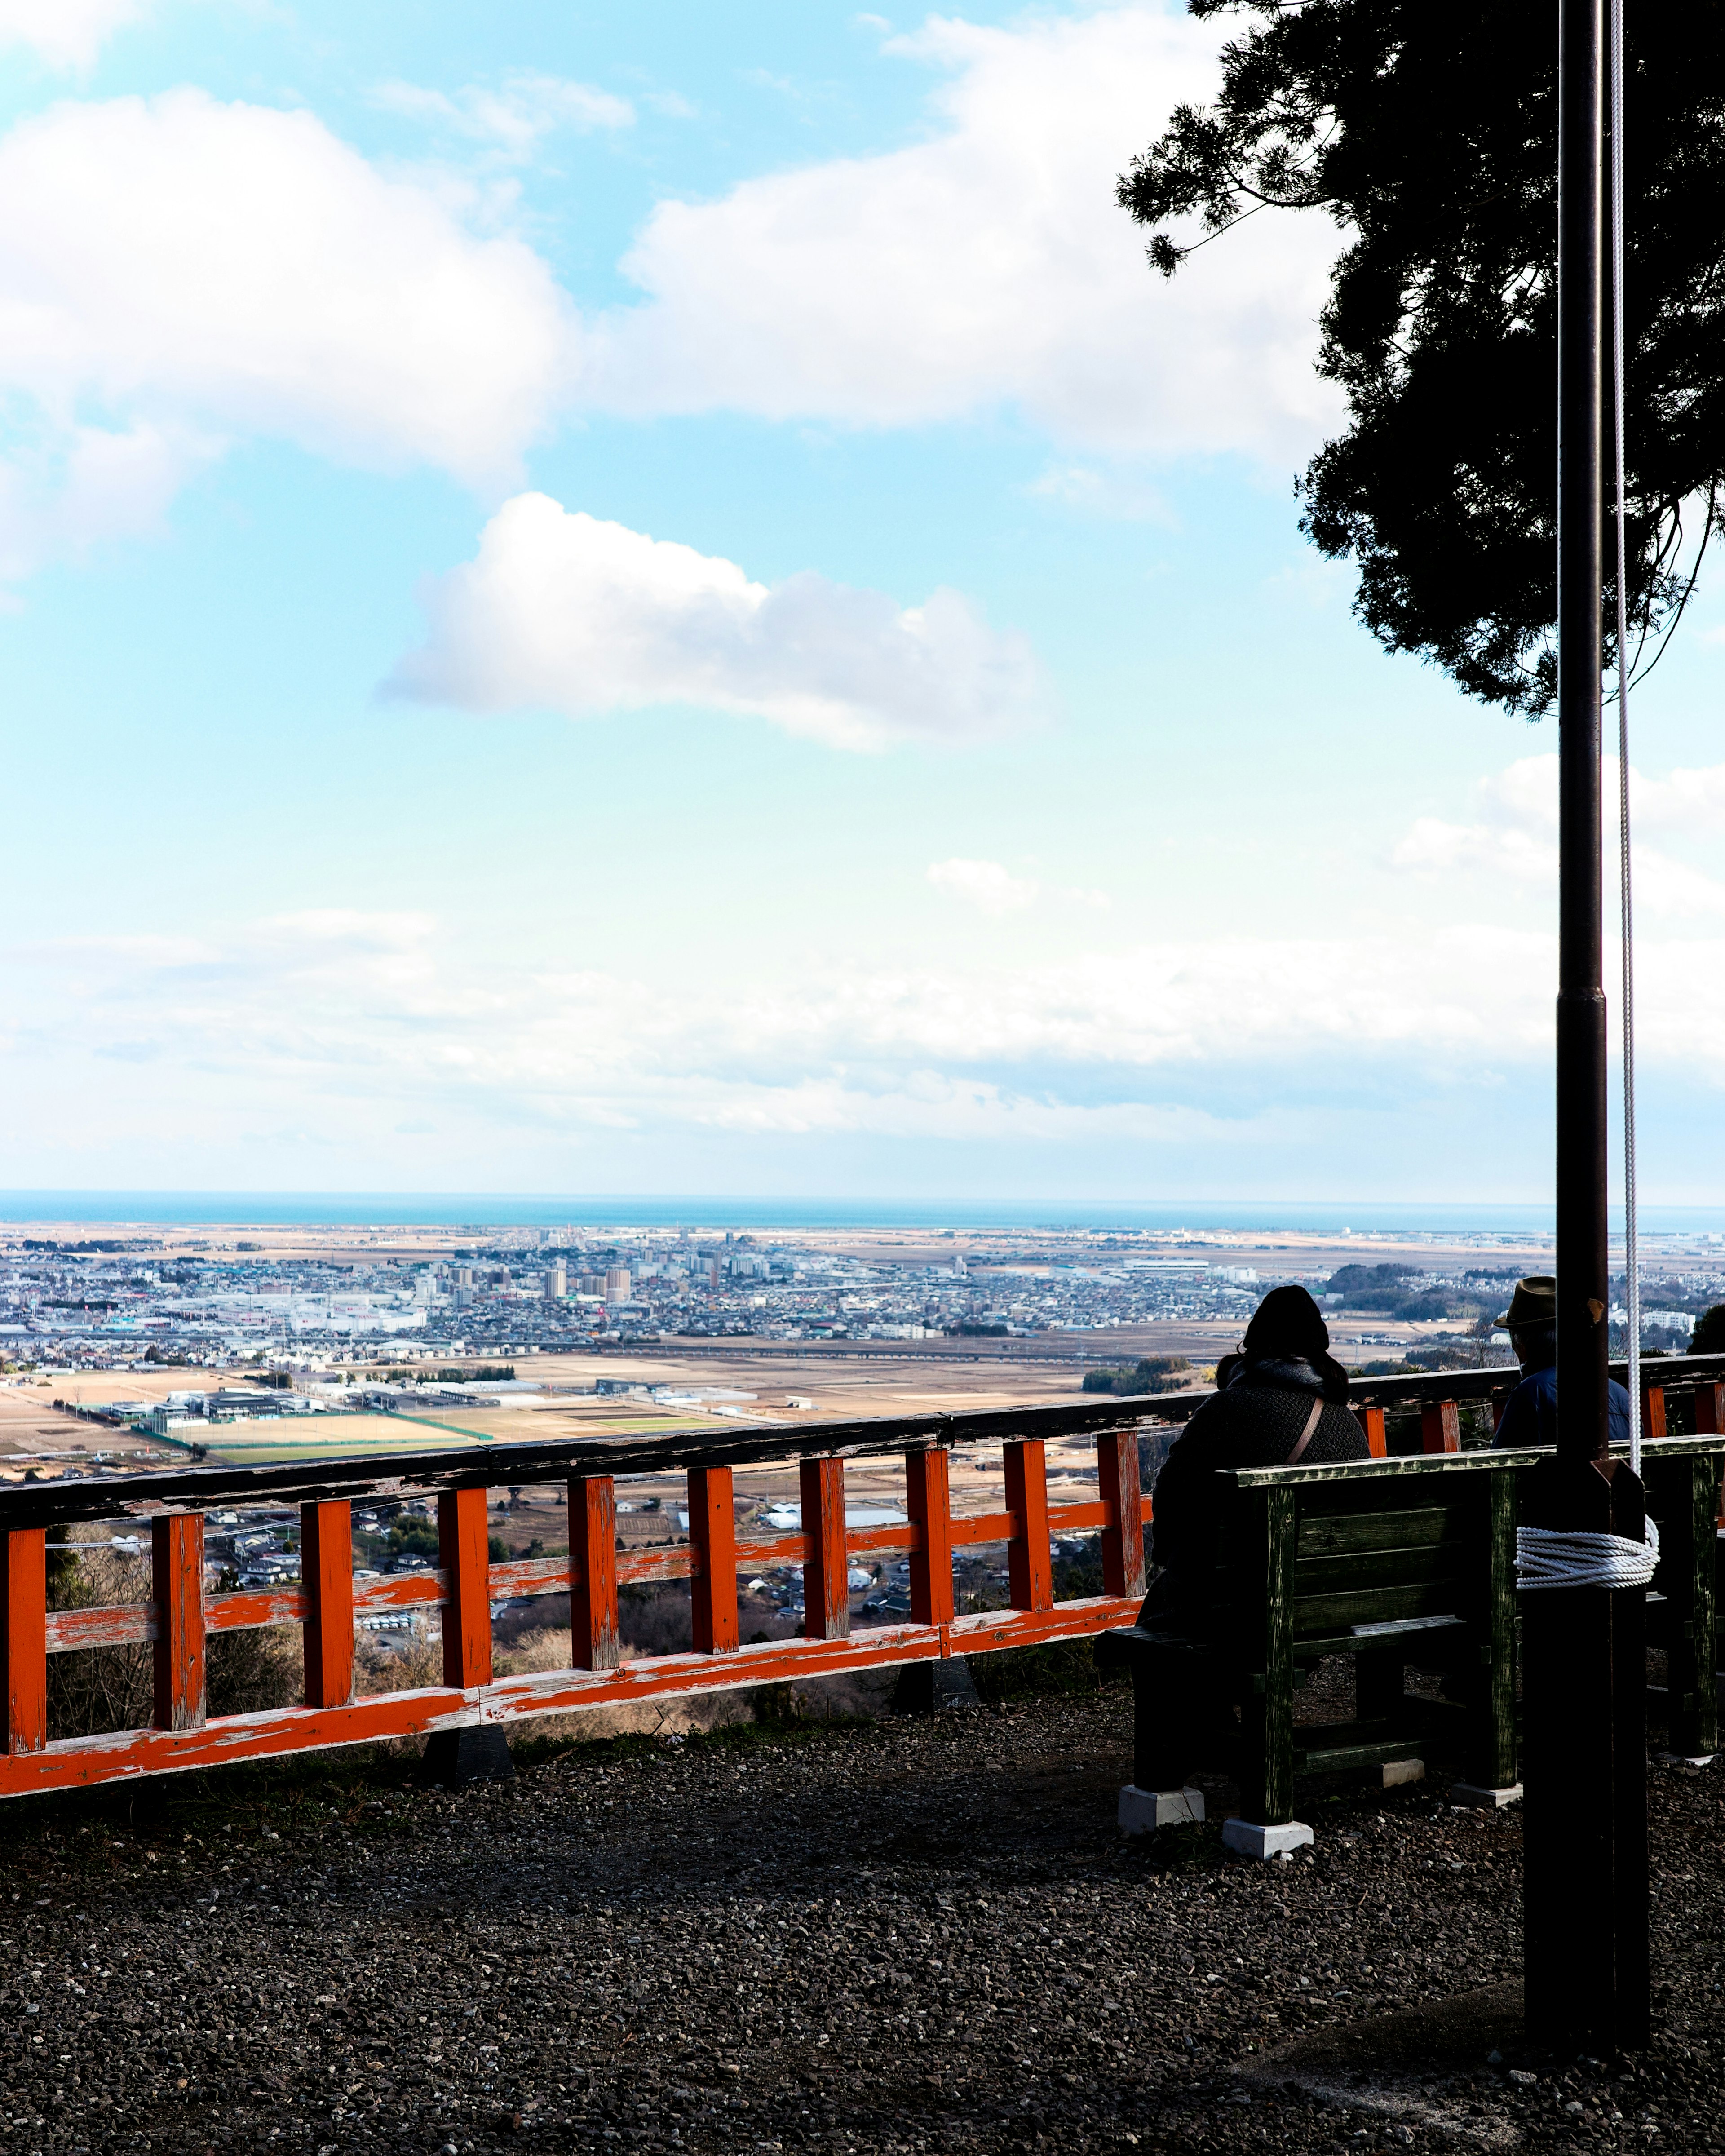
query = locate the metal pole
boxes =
[1522,0,1650,2051]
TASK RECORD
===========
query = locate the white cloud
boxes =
[928,858,1039,914]
[372,73,634,161]
[1392,753,1725,921]
[4,909,1566,1127]
[1025,463,1173,522]
[0,0,146,70]
[0,89,575,573]
[581,6,1340,456]
[390,491,1049,751]
[17,892,1725,1190]
[0,7,1340,587]
[927,858,1112,913]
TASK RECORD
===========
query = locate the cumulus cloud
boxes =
[372,73,634,159]
[927,859,1039,914]
[389,492,1049,750]
[0,7,1342,585]
[0,89,575,573]
[581,6,1340,456]
[0,0,145,70]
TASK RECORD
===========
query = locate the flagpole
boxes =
[1521,0,1650,2050]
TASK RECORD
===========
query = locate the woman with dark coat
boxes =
[1141,1283,1368,1631]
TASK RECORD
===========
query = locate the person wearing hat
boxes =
[1491,1274,1632,1448]
[1141,1283,1370,1628]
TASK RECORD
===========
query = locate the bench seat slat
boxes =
[1292,1580,1472,1636]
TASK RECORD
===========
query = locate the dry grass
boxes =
[45,1535,300,1739]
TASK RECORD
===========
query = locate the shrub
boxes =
[45,1544,299,1738]
[1082,1355,1192,1397]
[1693,1304,1725,1356]
[47,1542,152,1740]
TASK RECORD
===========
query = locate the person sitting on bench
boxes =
[1140,1284,1369,1631]
[1491,1273,1632,1448]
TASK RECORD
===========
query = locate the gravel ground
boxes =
[1,1686,1721,2156]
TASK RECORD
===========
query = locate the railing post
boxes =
[570,1474,619,1670]
[799,1455,849,1640]
[301,1500,354,1709]
[905,1447,954,1626]
[1693,1384,1725,1526]
[151,1514,206,1732]
[1004,1438,1054,1612]
[688,1466,738,1654]
[1421,1399,1461,1455]
[1097,1427,1146,1598]
[437,1489,491,1691]
[2,1528,47,1756]
[1355,1405,1388,1458]
[1641,1384,1667,1442]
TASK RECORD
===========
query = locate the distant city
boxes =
[4,1219,1718,1382]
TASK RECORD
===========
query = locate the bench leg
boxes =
[1463,1466,1522,1797]
[1660,1457,1718,1765]
[1236,1488,1305,1845]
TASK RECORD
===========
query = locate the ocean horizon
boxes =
[0,1190,1721,1236]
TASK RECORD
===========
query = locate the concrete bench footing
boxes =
[1380,1757,1425,1789]
[1449,1780,1522,1809]
[1118,1783,1204,1833]
[1221,1818,1313,1861]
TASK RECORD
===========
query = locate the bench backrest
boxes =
[1220,1437,1725,1642]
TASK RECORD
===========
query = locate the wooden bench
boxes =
[1107,1434,1725,1855]
[1106,1450,1526,1856]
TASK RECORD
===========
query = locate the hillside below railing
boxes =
[0,1396,1156,1800]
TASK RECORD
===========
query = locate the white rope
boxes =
[1610,0,1641,1477]
[1516,1516,1659,1591]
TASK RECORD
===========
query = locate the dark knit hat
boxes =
[1241,1283,1331,1362]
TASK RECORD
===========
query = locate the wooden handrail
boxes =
[1140,1350,1725,1423]
[0,1393,1162,1528]
[1,1419,1155,1800]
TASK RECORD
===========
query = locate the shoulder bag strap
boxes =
[1284,1393,1326,1465]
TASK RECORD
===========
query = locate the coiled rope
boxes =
[1611,0,1641,1479]
[1516,1516,1659,1591]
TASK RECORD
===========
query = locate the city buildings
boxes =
[1,1224,1717,1376]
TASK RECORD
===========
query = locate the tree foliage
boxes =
[1692,1302,1725,1356]
[1117,1,1725,713]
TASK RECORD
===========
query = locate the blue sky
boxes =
[1,0,1722,1207]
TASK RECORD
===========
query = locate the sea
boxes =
[0,1191,1720,1237]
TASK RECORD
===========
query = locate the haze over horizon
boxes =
[4,4,1725,1206]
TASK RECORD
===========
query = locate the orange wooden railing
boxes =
[0,1400,1155,1799]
